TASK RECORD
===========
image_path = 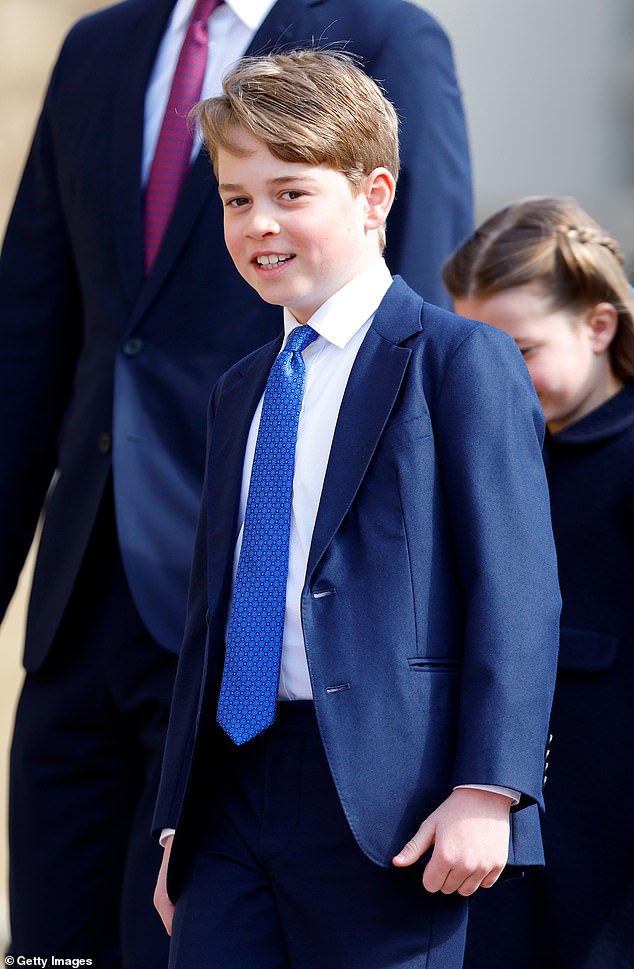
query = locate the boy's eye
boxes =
[226,197,250,208]
[280,190,305,201]
[518,346,535,358]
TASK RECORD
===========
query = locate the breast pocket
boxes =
[381,414,433,451]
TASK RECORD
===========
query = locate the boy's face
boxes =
[217,130,386,323]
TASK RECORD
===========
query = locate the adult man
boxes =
[0,1,472,966]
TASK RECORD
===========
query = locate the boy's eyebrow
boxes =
[267,175,319,187]
[218,175,319,193]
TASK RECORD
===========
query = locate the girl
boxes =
[443,196,634,969]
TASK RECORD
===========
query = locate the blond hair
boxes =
[443,196,634,382]
[195,49,400,250]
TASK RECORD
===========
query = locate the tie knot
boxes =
[192,0,220,26]
[284,325,319,356]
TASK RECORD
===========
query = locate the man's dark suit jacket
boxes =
[0,0,472,669]
[154,278,562,899]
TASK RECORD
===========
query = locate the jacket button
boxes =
[122,338,144,357]
[98,432,112,454]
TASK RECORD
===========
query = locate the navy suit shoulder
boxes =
[374,278,542,413]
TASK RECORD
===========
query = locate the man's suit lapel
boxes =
[131,148,218,326]
[111,0,175,310]
[307,278,423,579]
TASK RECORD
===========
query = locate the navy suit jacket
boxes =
[0,0,472,671]
[154,278,561,898]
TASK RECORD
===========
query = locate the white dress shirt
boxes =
[142,0,276,184]
[232,259,394,700]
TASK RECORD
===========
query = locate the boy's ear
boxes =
[363,168,396,231]
[586,302,619,354]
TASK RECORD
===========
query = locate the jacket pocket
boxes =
[557,627,619,672]
[382,414,432,450]
[408,657,462,672]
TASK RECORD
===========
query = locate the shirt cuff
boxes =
[455,784,520,805]
[159,828,176,846]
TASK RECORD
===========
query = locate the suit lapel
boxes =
[130,148,218,327]
[111,0,175,310]
[205,339,282,609]
[307,279,423,579]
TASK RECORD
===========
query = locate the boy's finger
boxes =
[453,873,484,897]
[479,867,504,889]
[421,849,454,893]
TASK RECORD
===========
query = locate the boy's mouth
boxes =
[254,254,295,268]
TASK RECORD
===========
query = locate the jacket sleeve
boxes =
[432,324,560,808]
[0,41,83,617]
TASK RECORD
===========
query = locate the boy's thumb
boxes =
[392,820,434,867]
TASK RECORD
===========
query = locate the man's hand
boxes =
[392,788,511,896]
[154,834,175,935]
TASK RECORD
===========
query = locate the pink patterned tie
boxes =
[144,0,219,273]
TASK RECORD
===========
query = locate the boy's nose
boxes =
[245,207,280,238]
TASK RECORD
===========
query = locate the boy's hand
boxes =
[154,834,175,935]
[392,788,511,896]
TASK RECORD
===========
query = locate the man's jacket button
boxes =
[123,338,144,357]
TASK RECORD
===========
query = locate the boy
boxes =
[153,50,560,969]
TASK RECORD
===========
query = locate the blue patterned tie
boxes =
[217,324,319,744]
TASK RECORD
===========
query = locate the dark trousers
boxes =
[8,490,177,969]
[169,702,468,969]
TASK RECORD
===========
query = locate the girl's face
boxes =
[455,283,622,433]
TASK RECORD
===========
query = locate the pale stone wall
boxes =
[422,0,634,265]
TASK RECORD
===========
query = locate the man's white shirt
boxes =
[142,0,276,184]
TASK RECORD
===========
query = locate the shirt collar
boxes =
[283,260,394,349]
[228,0,277,30]
[170,0,275,33]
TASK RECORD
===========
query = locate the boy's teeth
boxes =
[257,254,289,266]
